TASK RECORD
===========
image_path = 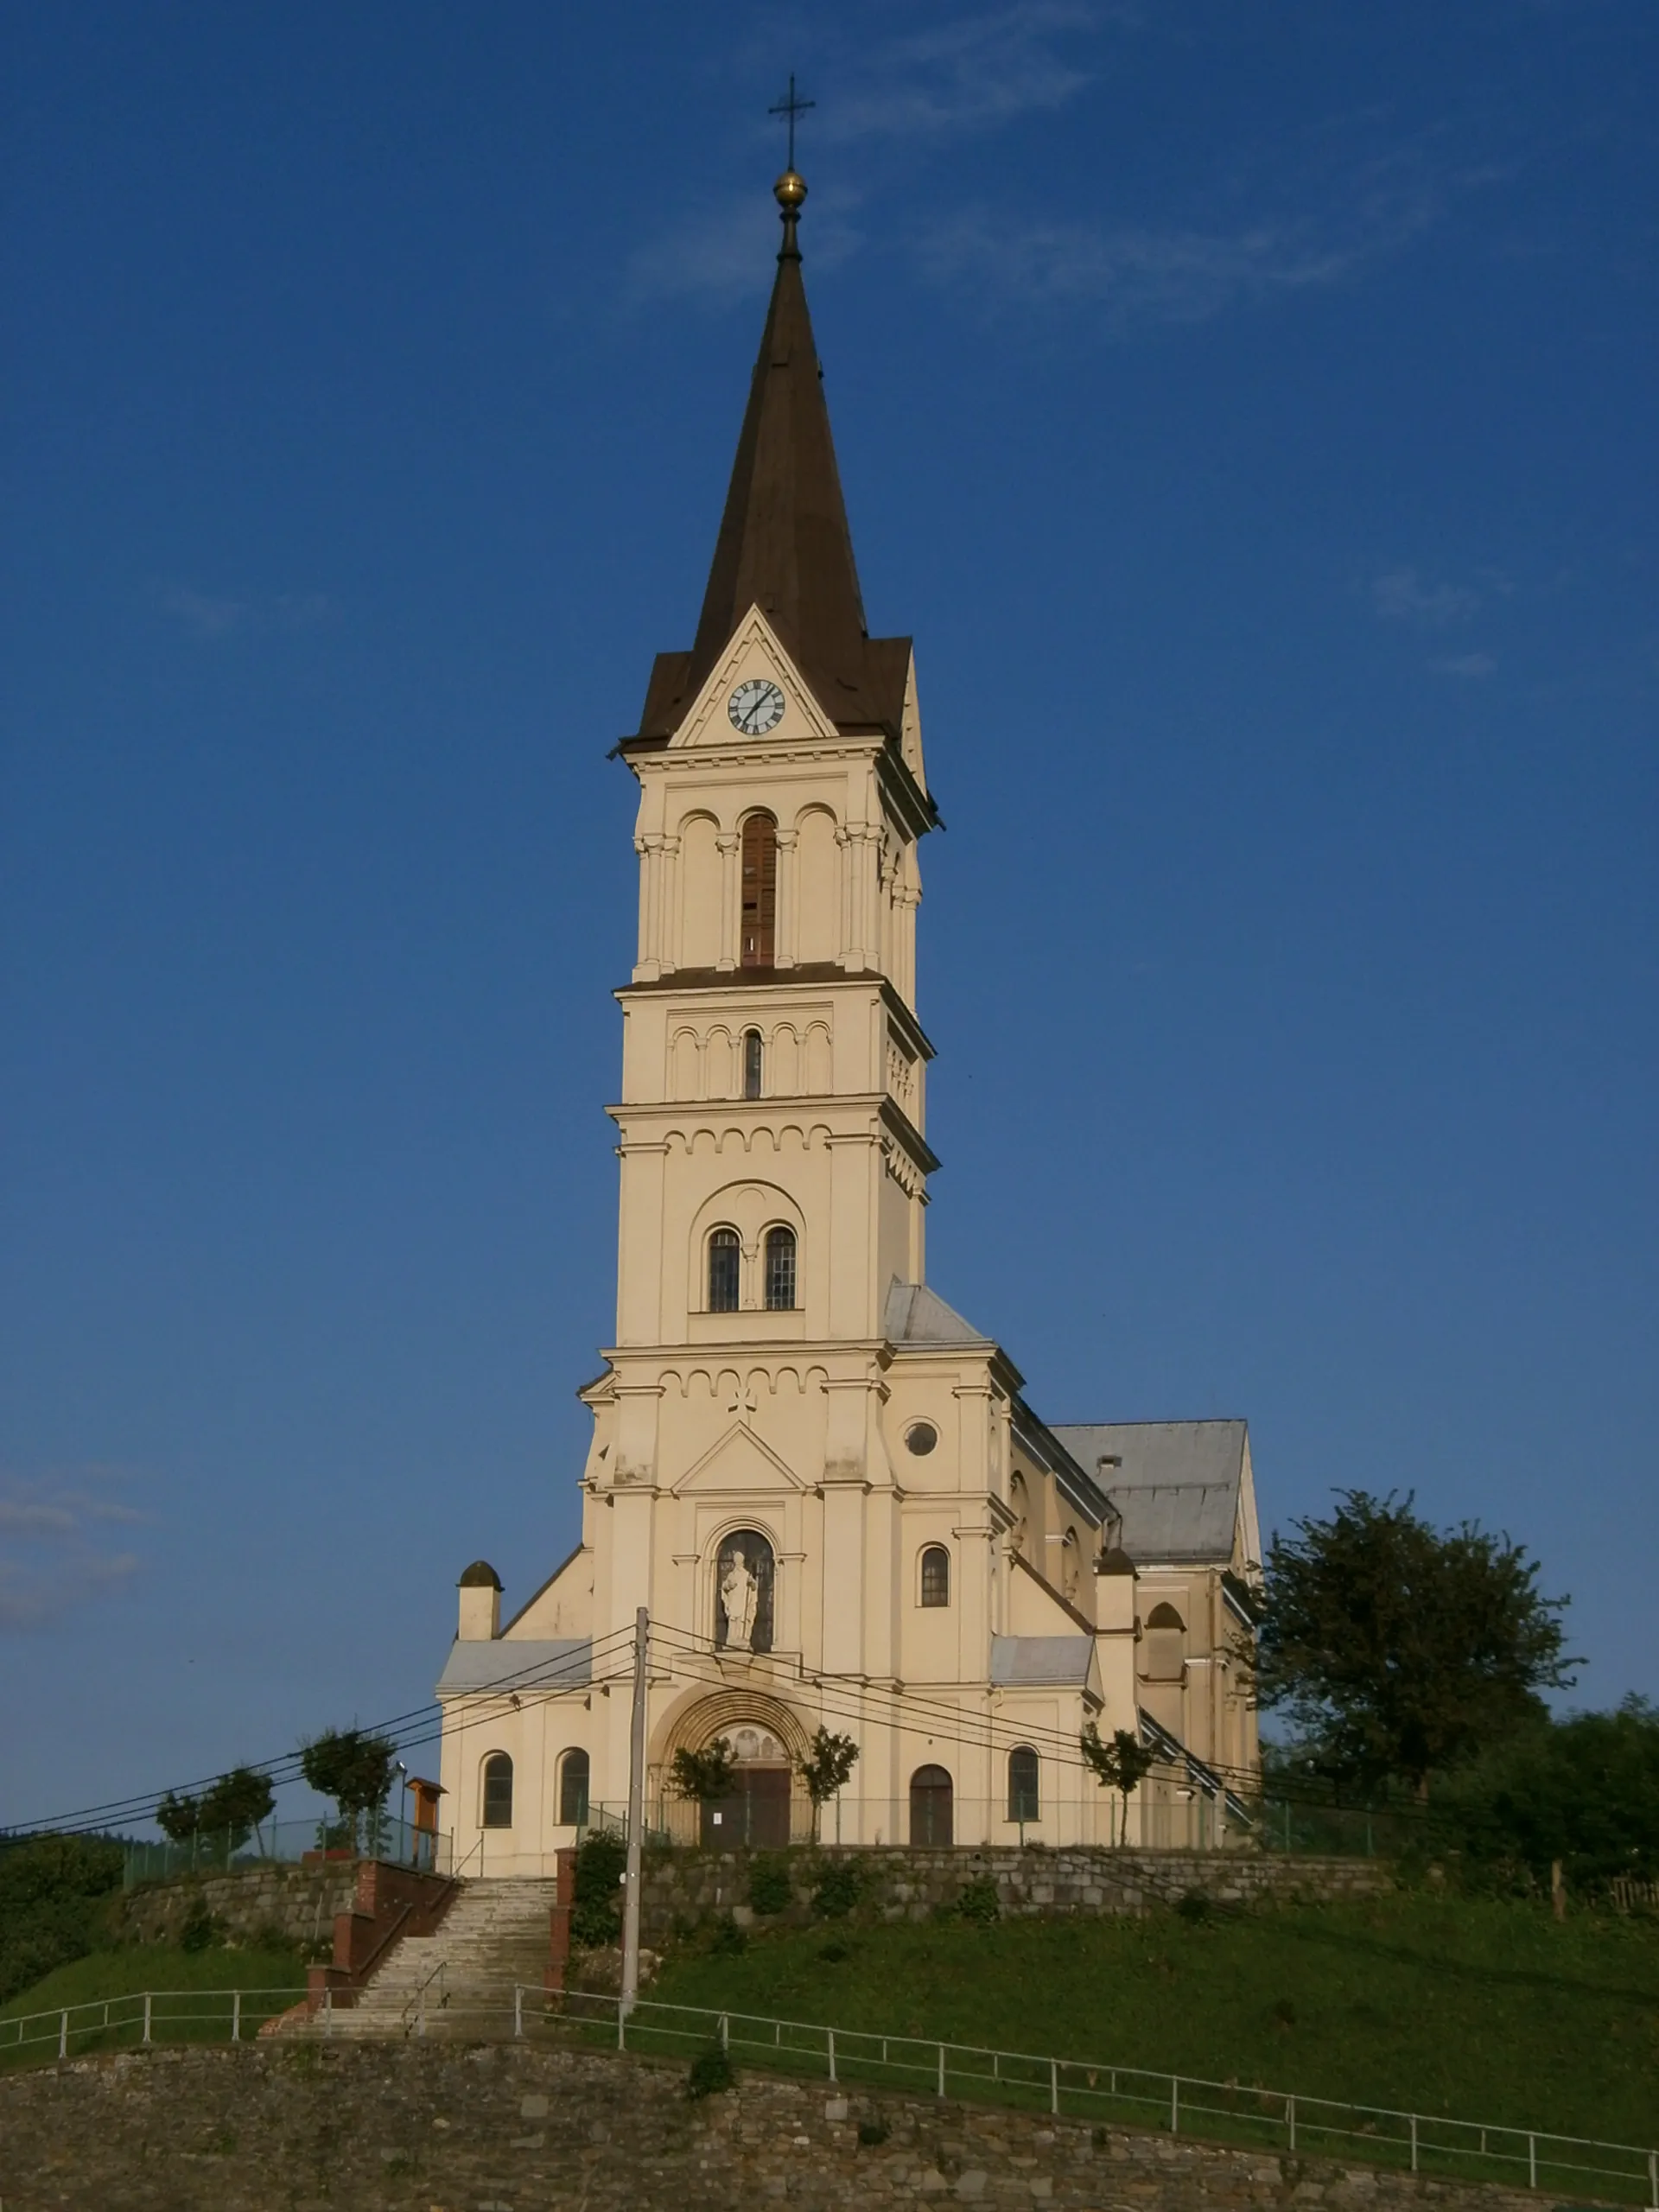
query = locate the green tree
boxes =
[155,1767,276,1858]
[0,1833,125,2004]
[796,1728,859,1840]
[1255,1491,1575,1799]
[1430,1696,1659,1891]
[300,1728,398,1852]
[667,1739,738,1804]
[1080,1724,1155,1844]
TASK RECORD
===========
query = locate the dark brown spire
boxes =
[632,172,910,742]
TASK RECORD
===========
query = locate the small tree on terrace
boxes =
[300,1728,399,1854]
[796,1728,859,1842]
[1254,1491,1576,1800]
[1081,1724,1155,1847]
[667,1739,739,1806]
[155,1767,276,1861]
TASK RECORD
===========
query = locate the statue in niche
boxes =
[715,1529,774,1654]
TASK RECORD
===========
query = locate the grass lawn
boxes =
[0,1944,306,2067]
[647,1896,1659,2154]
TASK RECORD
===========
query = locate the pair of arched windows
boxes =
[708,1225,796,1313]
[481,1748,591,1831]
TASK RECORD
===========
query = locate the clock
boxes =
[728,677,785,735]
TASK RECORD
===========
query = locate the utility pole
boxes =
[620,1605,649,2012]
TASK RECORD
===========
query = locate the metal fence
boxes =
[7,1980,1655,2209]
[121,1815,452,1888]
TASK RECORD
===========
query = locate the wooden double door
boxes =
[700,1765,791,1848]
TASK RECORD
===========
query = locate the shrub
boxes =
[858,2120,890,2145]
[954,1877,1000,1925]
[569,1832,626,1949]
[747,1851,793,1916]
[687,2043,735,2099]
[1175,1890,1213,1924]
[709,1914,747,1955]
[810,1858,864,1921]
[180,1901,220,1954]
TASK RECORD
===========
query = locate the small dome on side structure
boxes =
[457,1560,503,1590]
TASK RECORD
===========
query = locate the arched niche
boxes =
[714,1528,776,1655]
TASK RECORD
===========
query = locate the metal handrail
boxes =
[3,1980,1655,2209]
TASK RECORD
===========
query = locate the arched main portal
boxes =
[654,1688,809,1850]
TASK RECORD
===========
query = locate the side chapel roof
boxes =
[1050,1420,1249,1566]
[632,175,911,742]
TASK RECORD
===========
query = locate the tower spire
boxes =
[629,164,913,747]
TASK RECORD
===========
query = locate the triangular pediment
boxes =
[673,1421,808,1497]
[670,608,838,749]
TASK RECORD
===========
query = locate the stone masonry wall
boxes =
[638,1847,1391,1947]
[116,1862,357,1955]
[0,2041,1554,2212]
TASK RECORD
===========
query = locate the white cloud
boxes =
[918,151,1437,331]
[1429,652,1498,678]
[821,3,1096,145]
[156,582,331,640]
[627,188,862,307]
[1372,567,1482,626]
[0,1468,146,1630]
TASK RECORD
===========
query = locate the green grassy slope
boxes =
[648,1897,1659,2151]
[0,1942,306,2063]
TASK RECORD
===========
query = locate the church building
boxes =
[435,167,1262,1874]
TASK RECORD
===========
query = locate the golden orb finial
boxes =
[774,168,807,211]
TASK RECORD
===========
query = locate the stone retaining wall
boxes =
[639,1846,1390,1945]
[0,2041,1554,2212]
[117,1862,356,1954]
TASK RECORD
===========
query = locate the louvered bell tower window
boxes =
[741,815,778,966]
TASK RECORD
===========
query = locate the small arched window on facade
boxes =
[1142,1602,1186,1682]
[708,1226,741,1313]
[741,814,778,967]
[1061,1526,1082,1602]
[919,1544,950,1607]
[1007,1745,1040,1824]
[481,1751,513,1829]
[558,1749,590,1828]
[763,1225,796,1311]
[743,1028,763,1100]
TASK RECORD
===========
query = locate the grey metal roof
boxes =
[989,1634,1094,1686]
[884,1279,989,1346]
[435,1638,593,1697]
[1050,1421,1246,1565]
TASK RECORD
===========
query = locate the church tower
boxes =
[435,168,1262,1869]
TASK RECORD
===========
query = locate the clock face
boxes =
[728,677,785,736]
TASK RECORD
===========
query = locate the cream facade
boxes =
[435,174,1262,1873]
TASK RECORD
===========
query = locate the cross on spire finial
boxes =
[769,73,814,173]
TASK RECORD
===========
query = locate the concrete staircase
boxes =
[319,1878,557,2038]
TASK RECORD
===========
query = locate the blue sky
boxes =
[3,2,1655,1825]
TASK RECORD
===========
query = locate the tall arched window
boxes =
[1142,1602,1186,1682]
[743,1028,763,1099]
[741,814,778,967]
[919,1544,950,1607]
[1007,1745,1040,1823]
[481,1751,513,1829]
[708,1226,741,1312]
[558,1749,590,1828]
[909,1764,953,1846]
[764,1224,796,1310]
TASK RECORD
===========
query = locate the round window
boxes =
[906,1421,939,1457]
